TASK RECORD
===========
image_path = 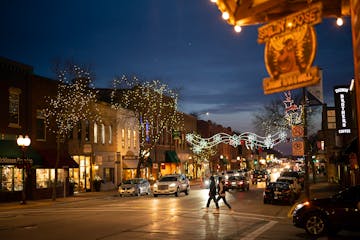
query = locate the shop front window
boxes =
[0,166,23,192]
[36,169,64,188]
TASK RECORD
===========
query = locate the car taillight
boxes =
[239,181,244,185]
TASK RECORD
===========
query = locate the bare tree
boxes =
[44,62,101,201]
[111,75,183,178]
[252,97,289,136]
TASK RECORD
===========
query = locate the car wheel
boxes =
[136,189,141,196]
[263,198,268,204]
[175,187,180,197]
[154,194,158,197]
[185,186,190,195]
[305,213,327,237]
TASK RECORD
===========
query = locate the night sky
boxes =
[1,0,354,139]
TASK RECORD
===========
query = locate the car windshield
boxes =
[277,178,294,184]
[281,172,299,178]
[228,176,239,181]
[268,182,290,190]
[132,178,142,184]
[159,176,178,182]
[123,179,134,184]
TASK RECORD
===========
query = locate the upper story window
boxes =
[77,122,82,141]
[94,123,98,143]
[108,125,112,144]
[101,124,105,144]
[327,110,336,129]
[36,110,46,141]
[121,129,125,148]
[8,87,21,127]
[133,130,136,148]
[127,129,131,149]
[85,120,90,142]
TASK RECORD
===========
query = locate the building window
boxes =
[77,122,82,141]
[36,169,64,188]
[327,110,336,129]
[133,130,136,148]
[85,120,90,142]
[127,129,131,149]
[121,129,125,148]
[103,168,114,183]
[36,110,46,141]
[8,87,21,127]
[101,124,105,144]
[108,125,112,144]
[94,123,98,143]
[1,166,23,191]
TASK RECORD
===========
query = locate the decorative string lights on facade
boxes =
[186,131,287,154]
[283,91,303,126]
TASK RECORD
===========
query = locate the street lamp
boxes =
[17,135,31,204]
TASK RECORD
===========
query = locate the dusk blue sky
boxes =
[1,0,354,141]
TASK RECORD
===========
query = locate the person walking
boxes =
[206,176,219,212]
[216,176,232,211]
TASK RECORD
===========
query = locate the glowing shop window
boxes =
[121,129,125,148]
[94,123,98,143]
[101,124,105,144]
[127,129,131,149]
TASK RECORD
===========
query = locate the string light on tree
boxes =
[111,75,184,177]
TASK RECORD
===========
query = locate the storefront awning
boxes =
[344,137,358,154]
[39,150,79,168]
[0,140,43,167]
[165,150,180,163]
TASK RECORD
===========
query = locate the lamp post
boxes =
[17,135,31,204]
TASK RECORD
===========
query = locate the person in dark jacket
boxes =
[216,176,232,211]
[206,176,219,212]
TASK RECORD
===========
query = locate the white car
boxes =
[153,174,190,197]
[118,178,151,197]
[276,176,302,196]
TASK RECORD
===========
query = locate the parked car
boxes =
[276,176,302,197]
[280,170,305,188]
[293,185,360,237]
[263,181,297,205]
[225,175,250,191]
[153,174,190,197]
[118,178,151,197]
[252,170,269,184]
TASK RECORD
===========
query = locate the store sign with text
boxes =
[258,2,322,94]
[334,86,352,134]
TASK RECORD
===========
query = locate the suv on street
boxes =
[153,174,190,197]
[293,185,360,237]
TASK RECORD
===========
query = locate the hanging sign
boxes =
[258,2,322,94]
[292,141,304,156]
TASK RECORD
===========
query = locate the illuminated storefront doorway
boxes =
[70,155,92,192]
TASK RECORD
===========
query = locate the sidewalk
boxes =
[306,174,343,200]
[0,190,119,210]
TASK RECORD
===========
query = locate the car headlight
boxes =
[204,180,209,185]
[169,183,176,187]
[153,183,158,188]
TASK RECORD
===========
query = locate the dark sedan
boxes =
[225,176,250,191]
[293,185,360,237]
[263,181,297,205]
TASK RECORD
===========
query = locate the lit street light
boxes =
[17,135,31,204]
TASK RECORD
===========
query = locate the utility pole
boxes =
[303,88,310,200]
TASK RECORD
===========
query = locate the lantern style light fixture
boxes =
[17,135,31,204]
[336,17,344,26]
